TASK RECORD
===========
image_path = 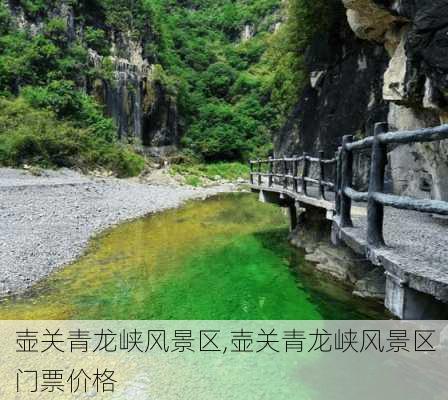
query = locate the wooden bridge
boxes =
[250,122,448,319]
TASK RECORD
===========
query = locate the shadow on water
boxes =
[253,229,388,320]
[0,193,388,319]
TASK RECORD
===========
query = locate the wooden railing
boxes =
[249,152,337,200]
[251,122,448,248]
[338,122,448,247]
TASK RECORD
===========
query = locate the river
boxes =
[0,193,387,319]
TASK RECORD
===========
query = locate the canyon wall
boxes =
[88,47,179,157]
[7,1,179,156]
[276,0,448,200]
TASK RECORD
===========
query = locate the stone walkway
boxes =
[348,207,448,298]
[253,181,448,303]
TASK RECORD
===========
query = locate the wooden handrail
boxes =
[249,150,337,200]
[249,155,338,164]
[344,124,448,151]
[250,121,448,251]
[343,187,368,202]
[339,121,448,248]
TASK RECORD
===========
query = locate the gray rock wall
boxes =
[89,50,180,156]
[348,0,448,200]
[276,0,448,200]
[274,3,389,191]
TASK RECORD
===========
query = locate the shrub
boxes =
[0,2,11,35]
[16,0,54,17]
[0,97,145,177]
[230,73,260,97]
[22,82,116,142]
[84,27,110,56]
[262,0,341,119]
[203,62,237,98]
[44,18,68,46]
[22,81,83,118]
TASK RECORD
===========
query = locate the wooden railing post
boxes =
[292,155,298,192]
[335,149,342,215]
[250,161,254,185]
[318,150,325,199]
[283,157,288,189]
[257,159,262,186]
[340,136,353,227]
[367,123,388,247]
[302,152,309,195]
[268,157,273,187]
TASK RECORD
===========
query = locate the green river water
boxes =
[0,193,386,319]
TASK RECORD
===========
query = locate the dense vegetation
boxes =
[265,0,337,118]
[0,0,146,176]
[148,0,281,161]
[0,0,334,176]
[0,97,144,176]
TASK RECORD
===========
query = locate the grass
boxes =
[170,161,249,186]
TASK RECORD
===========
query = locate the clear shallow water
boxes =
[0,193,386,319]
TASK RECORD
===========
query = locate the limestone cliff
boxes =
[88,49,179,156]
[6,1,179,156]
[276,0,448,200]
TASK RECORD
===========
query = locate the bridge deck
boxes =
[253,183,335,210]
[251,183,448,303]
[345,208,448,301]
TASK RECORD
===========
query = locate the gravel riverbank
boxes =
[0,168,238,297]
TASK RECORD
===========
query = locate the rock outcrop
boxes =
[276,0,448,200]
[91,49,179,155]
[89,51,179,156]
[7,1,180,156]
[275,4,389,189]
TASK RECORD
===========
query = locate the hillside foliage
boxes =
[0,0,333,173]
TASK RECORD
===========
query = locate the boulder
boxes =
[343,0,405,41]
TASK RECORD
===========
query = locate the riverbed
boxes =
[0,193,386,319]
[0,167,235,296]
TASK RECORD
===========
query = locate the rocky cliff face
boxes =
[276,0,448,200]
[89,48,179,156]
[7,1,179,156]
